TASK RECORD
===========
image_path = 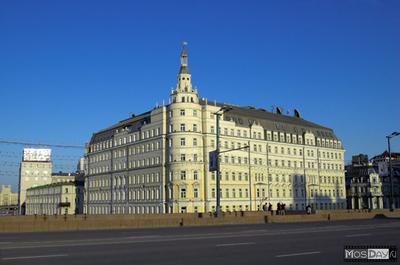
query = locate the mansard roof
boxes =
[89,111,151,144]
[200,99,338,140]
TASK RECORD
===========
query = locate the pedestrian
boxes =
[276,202,280,215]
[268,203,272,214]
[306,205,311,215]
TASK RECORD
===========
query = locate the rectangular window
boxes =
[180,138,186,146]
[180,171,186,180]
[194,188,199,198]
[180,109,185,116]
[180,188,186,198]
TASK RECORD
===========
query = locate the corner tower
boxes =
[170,43,199,104]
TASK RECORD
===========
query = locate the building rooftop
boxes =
[26,181,77,191]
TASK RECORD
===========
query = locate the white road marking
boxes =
[345,233,371,238]
[2,254,68,260]
[276,251,321,258]
[216,242,255,247]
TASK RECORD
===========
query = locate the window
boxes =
[194,171,198,180]
[211,126,215,133]
[193,110,197,116]
[180,124,185,131]
[181,154,186,161]
[194,188,199,198]
[180,171,186,180]
[193,124,197,132]
[212,188,216,198]
[180,138,186,146]
[180,188,186,198]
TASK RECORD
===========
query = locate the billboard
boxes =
[23,148,51,162]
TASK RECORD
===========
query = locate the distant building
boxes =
[18,148,52,214]
[25,180,84,215]
[371,151,400,208]
[77,156,88,175]
[0,185,18,206]
[51,171,77,183]
[345,154,383,209]
[83,45,346,215]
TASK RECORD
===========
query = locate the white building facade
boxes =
[84,46,346,214]
[18,148,52,214]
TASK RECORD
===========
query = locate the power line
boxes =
[0,140,84,149]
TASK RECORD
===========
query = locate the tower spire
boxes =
[179,42,190,74]
[170,43,199,104]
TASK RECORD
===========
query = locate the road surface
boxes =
[0,218,399,265]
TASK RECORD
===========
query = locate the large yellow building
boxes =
[84,45,346,214]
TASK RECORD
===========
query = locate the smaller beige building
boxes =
[0,185,18,206]
[51,172,77,183]
[25,181,83,215]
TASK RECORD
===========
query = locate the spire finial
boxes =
[179,42,189,74]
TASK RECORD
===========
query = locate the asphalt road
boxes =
[0,218,399,265]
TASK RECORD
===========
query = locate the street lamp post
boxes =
[248,120,255,211]
[213,106,232,217]
[387,131,400,211]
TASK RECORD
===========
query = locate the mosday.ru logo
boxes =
[344,246,397,262]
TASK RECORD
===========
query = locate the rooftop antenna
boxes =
[294,109,301,118]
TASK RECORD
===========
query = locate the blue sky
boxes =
[1,0,399,189]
